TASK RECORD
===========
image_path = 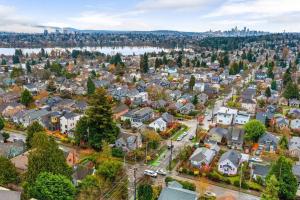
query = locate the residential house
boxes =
[0,92,20,103]
[216,107,237,125]
[40,111,62,131]
[179,103,195,115]
[218,150,241,175]
[206,127,228,144]
[115,132,142,152]
[251,163,270,182]
[256,112,267,125]
[197,93,208,105]
[113,103,129,119]
[17,109,50,127]
[72,163,95,186]
[258,132,280,153]
[275,116,289,129]
[149,117,167,132]
[0,140,26,158]
[227,128,245,150]
[234,112,251,125]
[60,112,82,136]
[0,102,25,119]
[288,108,300,118]
[121,107,154,123]
[161,112,175,126]
[10,151,29,173]
[293,163,300,184]
[289,137,300,158]
[241,98,256,114]
[23,84,38,94]
[158,181,197,200]
[289,99,300,107]
[189,147,216,168]
[291,119,300,131]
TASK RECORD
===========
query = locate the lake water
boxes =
[0,46,169,56]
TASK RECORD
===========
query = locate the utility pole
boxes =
[134,168,137,200]
[169,139,173,171]
[145,141,148,165]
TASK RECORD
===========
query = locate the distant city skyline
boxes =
[0,0,299,33]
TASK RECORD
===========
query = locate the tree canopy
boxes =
[26,121,45,149]
[261,175,279,200]
[75,88,119,150]
[266,156,298,200]
[20,89,33,107]
[87,77,96,95]
[138,183,153,200]
[26,132,72,184]
[244,120,266,142]
[0,156,19,185]
[28,172,75,200]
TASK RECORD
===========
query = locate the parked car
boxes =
[156,169,167,176]
[144,170,157,178]
[204,191,216,198]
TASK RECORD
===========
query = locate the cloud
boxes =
[67,11,150,31]
[136,0,215,11]
[0,4,42,33]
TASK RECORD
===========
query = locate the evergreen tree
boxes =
[140,53,149,73]
[192,95,198,105]
[271,80,277,90]
[87,77,96,95]
[155,58,160,69]
[0,117,4,131]
[26,121,45,149]
[261,175,279,200]
[283,82,299,100]
[0,156,19,185]
[26,132,72,184]
[138,183,153,200]
[265,87,271,98]
[20,89,33,107]
[189,75,196,91]
[266,156,298,200]
[75,88,120,150]
[26,61,32,73]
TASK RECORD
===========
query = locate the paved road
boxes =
[172,174,260,200]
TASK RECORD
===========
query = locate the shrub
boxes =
[112,147,124,158]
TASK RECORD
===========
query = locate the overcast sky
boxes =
[0,0,299,33]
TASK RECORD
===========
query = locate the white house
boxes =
[131,92,148,102]
[194,82,205,92]
[291,119,300,130]
[149,117,167,132]
[60,112,82,135]
[216,107,238,125]
[218,150,241,175]
[234,112,251,125]
[289,137,300,158]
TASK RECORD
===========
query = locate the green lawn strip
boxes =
[149,146,168,167]
[171,125,189,141]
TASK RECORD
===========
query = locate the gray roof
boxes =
[158,181,197,200]
[0,190,21,200]
[219,150,241,167]
[252,163,270,177]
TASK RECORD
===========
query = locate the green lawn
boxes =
[149,147,168,167]
[171,125,189,141]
